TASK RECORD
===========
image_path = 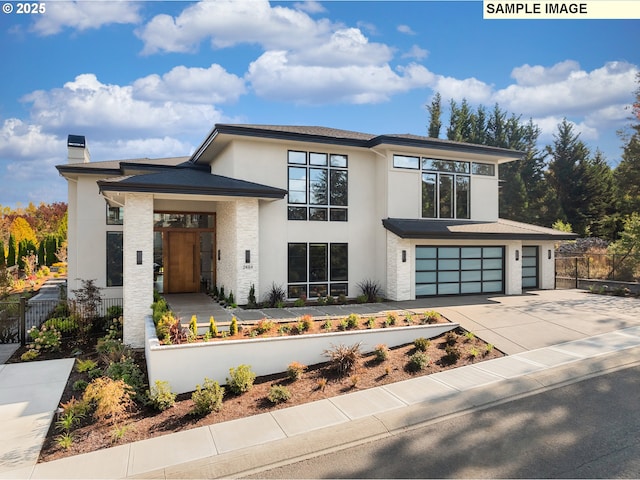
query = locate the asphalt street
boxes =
[246,364,640,479]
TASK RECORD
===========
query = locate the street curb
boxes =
[130,345,640,479]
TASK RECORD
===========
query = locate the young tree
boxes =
[615,72,640,216]
[7,234,16,267]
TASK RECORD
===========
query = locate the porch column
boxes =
[386,232,412,301]
[123,193,154,348]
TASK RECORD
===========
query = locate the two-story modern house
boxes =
[57,124,575,347]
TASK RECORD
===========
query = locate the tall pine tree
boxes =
[615,72,640,217]
[426,93,442,138]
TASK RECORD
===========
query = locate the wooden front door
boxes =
[165,231,199,293]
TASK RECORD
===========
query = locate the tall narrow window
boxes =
[456,176,470,219]
[421,173,437,218]
[106,232,123,287]
[439,174,454,218]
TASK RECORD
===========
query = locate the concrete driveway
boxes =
[430,289,640,354]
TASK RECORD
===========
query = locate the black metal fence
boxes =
[0,297,123,345]
[556,254,640,292]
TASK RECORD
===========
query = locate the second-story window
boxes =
[421,159,470,219]
[288,151,348,221]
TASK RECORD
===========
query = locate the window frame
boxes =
[287,150,348,222]
[106,205,123,225]
[287,242,348,298]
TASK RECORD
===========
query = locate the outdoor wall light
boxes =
[245,250,251,264]
[402,250,406,263]
[218,250,221,261]
[136,251,142,265]
[515,249,520,261]
[548,249,552,260]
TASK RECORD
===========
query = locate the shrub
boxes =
[299,314,313,332]
[373,344,388,362]
[469,347,480,359]
[155,312,176,340]
[55,410,84,433]
[44,316,79,335]
[247,284,257,307]
[73,380,89,392]
[356,294,368,304]
[105,306,123,322]
[323,343,361,376]
[485,344,494,355]
[349,374,360,388]
[147,380,176,411]
[189,315,198,338]
[265,283,286,308]
[325,295,336,305]
[152,299,169,325]
[365,317,375,329]
[60,396,91,418]
[424,310,440,324]
[337,294,347,305]
[346,313,359,329]
[464,331,476,342]
[357,279,383,303]
[167,317,187,344]
[227,291,235,306]
[445,331,458,346]
[83,377,133,424]
[229,316,238,336]
[278,324,291,335]
[316,377,327,391]
[28,324,61,352]
[414,337,430,352]
[286,361,307,381]
[255,319,275,335]
[386,312,397,326]
[208,316,218,337]
[56,432,74,449]
[407,352,429,371]
[20,349,39,361]
[226,364,256,395]
[105,357,146,401]
[293,295,306,307]
[191,378,224,415]
[76,358,98,373]
[96,337,129,365]
[267,384,291,404]
[443,344,461,364]
[321,319,332,331]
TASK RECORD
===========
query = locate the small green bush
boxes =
[147,380,176,411]
[189,315,198,338]
[229,316,238,336]
[44,316,79,334]
[191,378,224,415]
[365,317,375,329]
[208,316,218,337]
[414,337,430,352]
[267,384,291,404]
[20,349,39,361]
[443,344,461,364]
[286,361,307,381]
[346,313,359,329]
[407,352,429,371]
[374,344,388,362]
[445,331,458,346]
[105,357,146,400]
[226,364,256,394]
[72,379,89,392]
[76,358,98,373]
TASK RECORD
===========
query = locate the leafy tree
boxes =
[10,217,37,246]
[607,213,640,281]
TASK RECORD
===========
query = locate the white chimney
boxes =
[67,135,91,163]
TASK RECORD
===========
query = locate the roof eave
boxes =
[97,181,287,199]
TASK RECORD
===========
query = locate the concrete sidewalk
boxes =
[1,289,640,479]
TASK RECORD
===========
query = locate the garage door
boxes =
[416,246,504,296]
[522,246,538,289]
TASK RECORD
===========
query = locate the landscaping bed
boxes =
[19,321,501,464]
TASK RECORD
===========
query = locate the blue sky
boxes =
[1,0,638,208]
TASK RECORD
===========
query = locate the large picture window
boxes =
[106,232,123,287]
[287,151,348,221]
[288,243,348,298]
[421,160,470,219]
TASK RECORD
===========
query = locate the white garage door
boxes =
[416,246,505,297]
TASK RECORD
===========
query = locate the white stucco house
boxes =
[57,124,575,347]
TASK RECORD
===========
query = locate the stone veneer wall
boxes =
[123,193,154,348]
[216,199,259,304]
[386,232,412,301]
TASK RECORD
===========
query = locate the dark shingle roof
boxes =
[98,167,287,199]
[382,218,578,241]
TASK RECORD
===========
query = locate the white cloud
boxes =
[402,45,429,61]
[495,61,637,118]
[31,1,141,36]
[433,76,494,104]
[247,51,432,105]
[22,73,227,140]
[397,24,416,35]
[293,1,326,14]
[133,64,246,104]
[136,0,332,55]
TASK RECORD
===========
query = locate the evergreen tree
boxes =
[7,234,16,267]
[545,119,591,236]
[0,240,5,268]
[582,150,618,239]
[446,99,473,142]
[38,242,46,266]
[426,92,442,138]
[615,72,640,216]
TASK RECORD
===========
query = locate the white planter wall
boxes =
[145,317,458,394]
